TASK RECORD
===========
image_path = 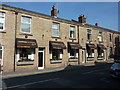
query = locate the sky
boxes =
[2,2,119,31]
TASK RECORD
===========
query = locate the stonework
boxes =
[0,4,120,73]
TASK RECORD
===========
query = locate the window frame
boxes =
[51,49,62,60]
[69,26,76,39]
[0,12,5,31]
[87,48,94,58]
[98,32,103,42]
[87,29,92,41]
[110,47,113,56]
[110,34,112,42]
[16,48,35,62]
[52,22,60,37]
[21,16,32,34]
[97,48,104,58]
[0,45,3,65]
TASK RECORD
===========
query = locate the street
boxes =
[2,62,120,89]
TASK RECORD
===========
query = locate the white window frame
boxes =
[21,16,32,34]
[87,29,92,41]
[98,32,103,42]
[69,49,78,58]
[52,22,60,37]
[0,45,3,66]
[51,49,62,60]
[87,48,94,58]
[97,48,104,58]
[16,48,35,61]
[70,26,75,39]
[0,12,5,31]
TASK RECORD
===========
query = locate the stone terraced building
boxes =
[0,4,120,73]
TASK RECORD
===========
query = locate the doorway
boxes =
[38,49,44,70]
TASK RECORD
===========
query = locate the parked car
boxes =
[110,59,120,78]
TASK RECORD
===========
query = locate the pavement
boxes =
[1,60,114,79]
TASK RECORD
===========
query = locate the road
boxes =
[2,62,120,89]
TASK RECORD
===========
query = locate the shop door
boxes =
[82,50,86,63]
[38,50,44,70]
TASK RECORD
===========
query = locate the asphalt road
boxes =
[2,62,120,89]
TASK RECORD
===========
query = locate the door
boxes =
[38,50,44,70]
[82,50,86,63]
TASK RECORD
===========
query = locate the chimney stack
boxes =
[51,5,57,18]
[78,14,86,24]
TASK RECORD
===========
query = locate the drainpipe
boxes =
[13,11,18,72]
[77,25,80,64]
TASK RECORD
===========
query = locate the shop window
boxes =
[17,48,35,62]
[51,49,62,60]
[21,16,31,33]
[69,49,78,59]
[97,48,104,58]
[87,48,94,58]
[70,26,75,39]
[0,12,5,30]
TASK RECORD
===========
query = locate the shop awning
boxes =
[97,44,106,49]
[16,38,37,48]
[49,41,66,49]
[68,42,82,49]
[86,43,96,49]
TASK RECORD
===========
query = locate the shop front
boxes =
[86,43,96,61]
[16,38,37,66]
[97,44,106,60]
[49,41,66,64]
[68,42,82,62]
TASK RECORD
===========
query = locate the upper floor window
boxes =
[52,22,59,37]
[0,12,5,30]
[87,29,92,41]
[70,26,75,39]
[0,44,3,61]
[110,34,112,42]
[98,32,103,42]
[21,16,31,33]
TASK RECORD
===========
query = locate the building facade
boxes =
[0,4,120,73]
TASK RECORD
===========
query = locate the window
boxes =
[52,22,59,37]
[98,32,103,42]
[0,12,5,30]
[87,29,92,41]
[21,16,31,33]
[87,48,94,58]
[110,34,112,42]
[52,49,62,60]
[17,48,35,62]
[69,49,78,59]
[110,47,113,56]
[70,26,75,39]
[97,48,104,58]
[0,44,3,65]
